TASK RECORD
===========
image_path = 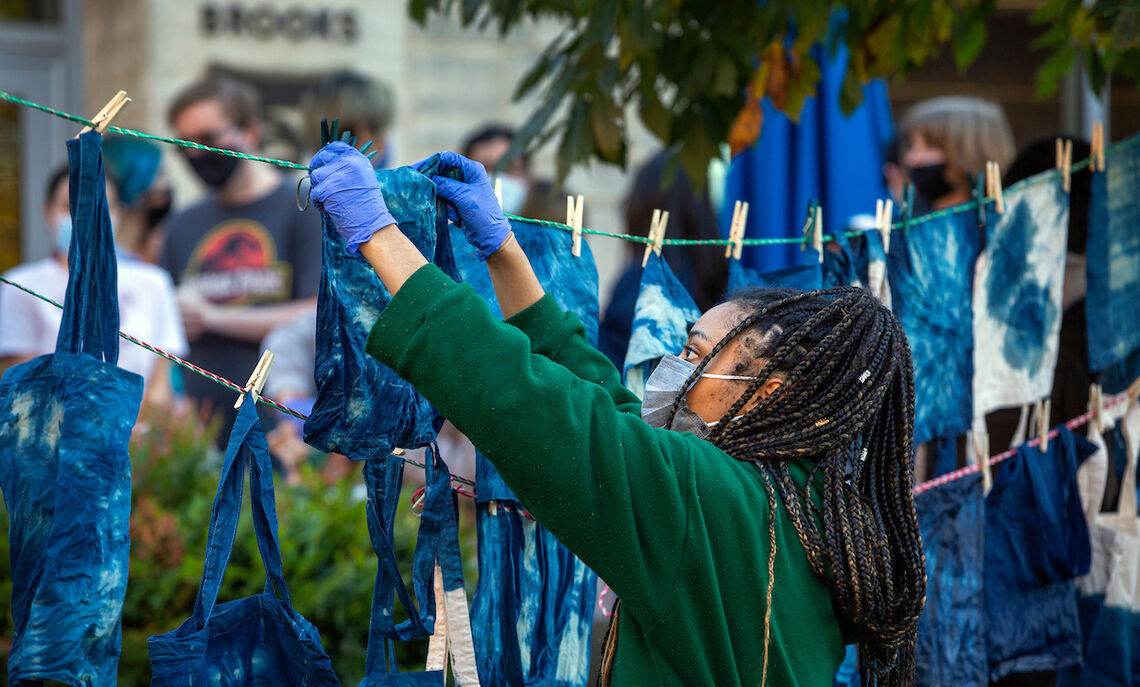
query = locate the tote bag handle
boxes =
[191,396,293,627]
[56,132,120,363]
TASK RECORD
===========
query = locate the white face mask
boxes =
[640,354,757,438]
[52,215,73,257]
[497,174,529,215]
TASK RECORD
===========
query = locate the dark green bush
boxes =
[2,405,478,686]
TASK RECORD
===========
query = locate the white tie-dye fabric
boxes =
[972,176,1069,417]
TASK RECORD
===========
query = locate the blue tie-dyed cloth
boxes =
[361,445,467,685]
[984,426,1094,680]
[973,175,1069,416]
[623,252,702,398]
[148,398,339,686]
[305,159,460,458]
[914,474,987,687]
[0,132,143,687]
[822,230,859,289]
[887,213,979,446]
[1086,140,1140,372]
[449,218,598,687]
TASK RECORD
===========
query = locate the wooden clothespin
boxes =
[567,194,585,257]
[1035,398,1052,452]
[724,201,748,260]
[732,201,748,260]
[235,349,275,409]
[986,161,1005,214]
[876,198,894,254]
[77,90,130,137]
[1055,138,1074,192]
[814,205,824,263]
[1091,122,1106,172]
[971,431,993,494]
[1089,383,1105,433]
[640,209,669,267]
[725,201,742,259]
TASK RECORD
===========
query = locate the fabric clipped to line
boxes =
[0,130,144,687]
[973,175,1069,418]
[1058,399,1140,687]
[147,395,339,686]
[305,141,461,458]
[1086,142,1140,373]
[450,218,598,687]
[889,211,979,447]
[914,472,987,687]
[624,250,701,399]
[360,444,480,685]
[983,424,1094,681]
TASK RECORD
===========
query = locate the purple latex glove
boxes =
[309,141,397,254]
[417,151,512,260]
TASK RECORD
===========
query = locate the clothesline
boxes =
[2,266,1129,500]
[4,89,1136,501]
[912,386,1138,496]
[0,274,477,497]
[4,89,1136,248]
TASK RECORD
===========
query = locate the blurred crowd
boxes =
[0,74,1095,494]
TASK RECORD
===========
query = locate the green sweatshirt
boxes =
[366,264,845,687]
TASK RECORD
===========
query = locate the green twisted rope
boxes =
[5,89,1137,248]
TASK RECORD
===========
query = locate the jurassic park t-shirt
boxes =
[161,181,321,429]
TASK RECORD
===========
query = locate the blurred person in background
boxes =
[598,151,729,368]
[161,77,322,438]
[102,135,174,264]
[882,137,907,203]
[462,123,567,222]
[301,70,396,168]
[897,96,1015,212]
[0,163,187,411]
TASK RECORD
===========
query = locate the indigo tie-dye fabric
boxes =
[148,398,338,686]
[361,445,469,685]
[887,213,978,446]
[973,176,1069,416]
[822,230,858,289]
[305,158,460,458]
[914,474,986,687]
[1058,402,1140,687]
[624,252,702,398]
[984,426,1094,680]
[0,132,143,687]
[450,219,597,687]
[1086,141,1140,372]
[725,258,822,296]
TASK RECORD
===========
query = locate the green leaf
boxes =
[952,18,987,71]
[782,53,821,121]
[639,84,672,141]
[838,64,865,115]
[590,91,625,161]
[1035,49,1074,97]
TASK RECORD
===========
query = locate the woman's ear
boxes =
[759,378,783,401]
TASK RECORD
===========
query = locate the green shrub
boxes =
[2,404,478,686]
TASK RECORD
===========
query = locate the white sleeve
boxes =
[0,276,48,357]
[152,271,189,357]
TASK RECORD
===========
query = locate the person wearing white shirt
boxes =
[0,163,188,409]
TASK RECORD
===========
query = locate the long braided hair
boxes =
[602,286,925,687]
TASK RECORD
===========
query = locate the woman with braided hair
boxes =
[308,141,926,687]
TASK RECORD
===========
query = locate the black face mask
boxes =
[908,163,953,204]
[146,195,172,229]
[185,151,240,189]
